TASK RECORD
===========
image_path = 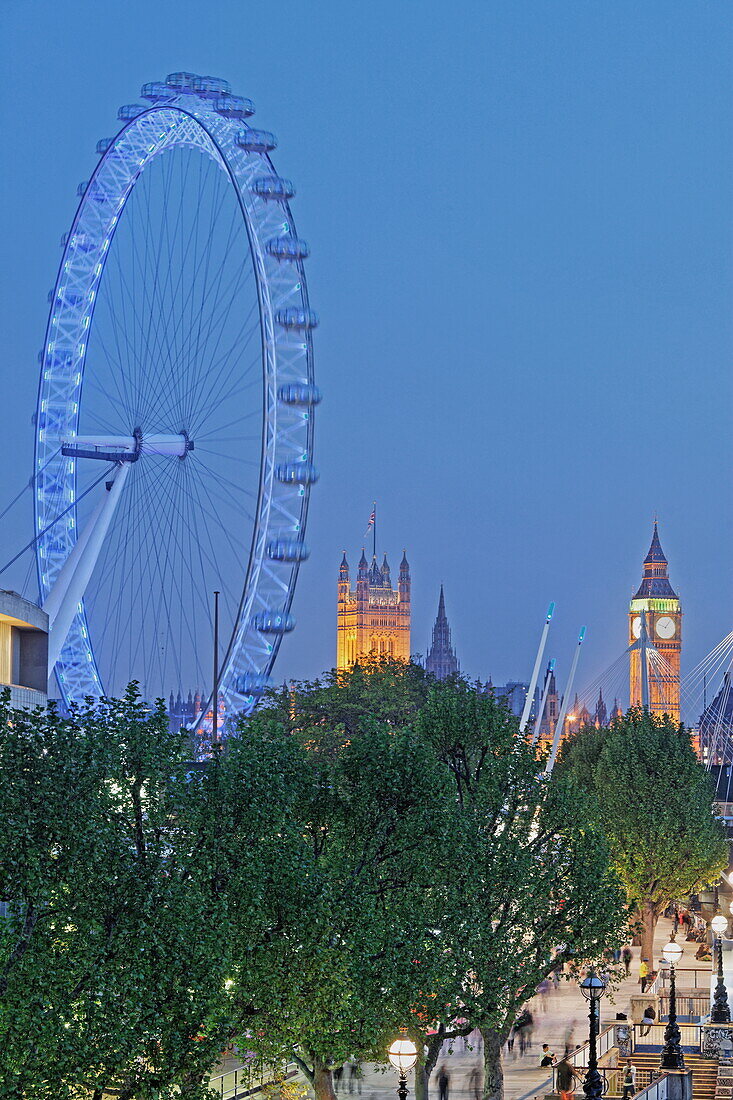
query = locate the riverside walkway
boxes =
[208,915,709,1100]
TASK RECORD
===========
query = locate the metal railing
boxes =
[552,1026,618,1092]
[207,1063,298,1100]
[632,1022,701,1050]
[654,967,712,992]
[632,1073,669,1100]
[658,992,709,1020]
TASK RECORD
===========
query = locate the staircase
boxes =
[714,1060,733,1100]
[606,1051,718,1100]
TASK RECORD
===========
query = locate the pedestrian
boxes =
[334,1065,345,1093]
[348,1060,361,1095]
[621,946,632,977]
[556,1056,579,1100]
[563,1022,576,1057]
[506,1023,516,1057]
[673,907,679,936]
[523,1008,534,1053]
[639,1005,656,1037]
[540,1044,556,1067]
[622,1059,637,1099]
[639,958,650,994]
[468,1066,482,1100]
[438,1065,450,1100]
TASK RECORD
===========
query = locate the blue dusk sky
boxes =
[1,1,731,715]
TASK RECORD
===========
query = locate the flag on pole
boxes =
[364,506,376,538]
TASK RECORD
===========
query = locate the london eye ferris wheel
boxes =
[34,72,319,722]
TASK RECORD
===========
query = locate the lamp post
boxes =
[580,970,608,1100]
[711,914,730,1024]
[660,937,685,1070]
[388,1032,418,1100]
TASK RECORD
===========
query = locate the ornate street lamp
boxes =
[388,1031,418,1100]
[580,970,608,1100]
[711,915,731,1024]
[660,937,685,1070]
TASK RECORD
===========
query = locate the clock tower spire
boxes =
[629,522,682,721]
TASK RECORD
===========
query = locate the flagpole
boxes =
[373,500,376,559]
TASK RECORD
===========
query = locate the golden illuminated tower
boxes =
[629,523,682,721]
[336,549,411,669]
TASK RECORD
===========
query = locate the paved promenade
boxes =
[352,914,688,1100]
[211,914,702,1100]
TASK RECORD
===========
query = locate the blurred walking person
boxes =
[438,1064,450,1100]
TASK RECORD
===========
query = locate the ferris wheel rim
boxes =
[34,85,317,719]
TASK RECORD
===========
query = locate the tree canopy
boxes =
[557,707,728,961]
[1,666,629,1100]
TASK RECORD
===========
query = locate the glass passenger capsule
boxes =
[275,462,319,485]
[213,94,255,119]
[95,138,113,155]
[77,181,109,202]
[48,288,84,307]
[275,308,318,330]
[252,176,295,201]
[251,610,295,635]
[266,538,310,563]
[165,72,200,91]
[61,232,96,253]
[277,383,322,407]
[117,104,146,121]
[235,128,277,153]
[234,673,272,696]
[193,75,232,97]
[45,350,75,370]
[266,237,310,262]
[140,81,174,101]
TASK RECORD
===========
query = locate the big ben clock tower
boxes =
[629,522,682,721]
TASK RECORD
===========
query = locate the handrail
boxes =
[207,1062,298,1100]
[632,1022,701,1049]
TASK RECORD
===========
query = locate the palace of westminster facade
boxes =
[334,523,685,746]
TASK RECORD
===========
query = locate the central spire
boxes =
[635,521,676,598]
[425,585,459,681]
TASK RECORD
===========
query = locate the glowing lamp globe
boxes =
[580,972,608,1002]
[728,900,733,915]
[663,939,683,965]
[388,1036,418,1074]
[712,915,728,936]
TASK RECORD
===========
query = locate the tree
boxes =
[247,669,626,1100]
[224,712,451,1100]
[0,688,278,1099]
[558,707,729,962]
[410,681,627,1100]
[263,656,432,743]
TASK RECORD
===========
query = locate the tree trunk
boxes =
[416,1031,445,1100]
[640,901,658,972]
[180,1069,206,1098]
[480,1027,503,1100]
[314,1062,337,1100]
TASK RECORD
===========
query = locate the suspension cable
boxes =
[0,465,115,579]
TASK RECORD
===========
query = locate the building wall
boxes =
[337,555,410,669]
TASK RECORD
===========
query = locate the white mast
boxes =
[519,602,555,734]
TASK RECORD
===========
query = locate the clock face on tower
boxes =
[656,615,676,639]
[632,616,642,638]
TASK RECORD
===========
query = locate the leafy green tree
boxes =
[263,656,432,743]
[225,713,451,1100]
[558,707,728,962]
[246,669,626,1100]
[0,688,278,1099]
[411,682,627,1100]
